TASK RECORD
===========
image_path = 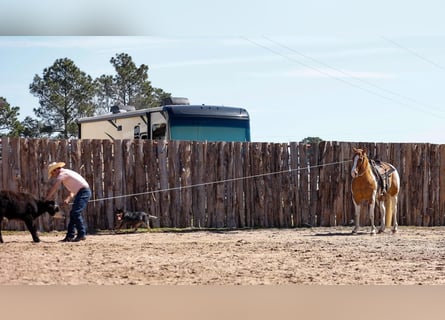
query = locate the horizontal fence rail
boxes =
[0,137,444,232]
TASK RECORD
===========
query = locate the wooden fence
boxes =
[1,137,445,232]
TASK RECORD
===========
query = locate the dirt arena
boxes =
[1,226,445,285]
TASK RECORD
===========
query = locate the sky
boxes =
[1,1,445,144]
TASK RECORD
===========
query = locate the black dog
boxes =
[114,208,158,232]
[0,190,59,243]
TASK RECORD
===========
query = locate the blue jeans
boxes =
[66,188,91,238]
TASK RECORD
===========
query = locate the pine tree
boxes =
[29,58,96,138]
[0,97,22,136]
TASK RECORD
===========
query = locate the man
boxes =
[46,162,91,242]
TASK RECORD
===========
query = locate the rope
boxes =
[87,159,353,203]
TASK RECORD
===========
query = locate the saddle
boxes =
[370,159,395,194]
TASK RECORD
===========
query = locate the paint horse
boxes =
[350,147,400,235]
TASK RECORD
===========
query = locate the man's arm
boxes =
[45,179,62,201]
[64,192,75,204]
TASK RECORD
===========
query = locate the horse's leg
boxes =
[391,196,399,233]
[378,199,386,234]
[352,201,360,234]
[369,201,376,235]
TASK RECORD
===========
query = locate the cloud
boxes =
[283,68,395,79]
[245,68,394,80]
[0,36,176,50]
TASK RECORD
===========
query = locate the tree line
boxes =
[0,53,171,139]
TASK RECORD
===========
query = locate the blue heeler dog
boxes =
[114,208,158,232]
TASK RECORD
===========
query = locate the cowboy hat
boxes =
[48,162,65,179]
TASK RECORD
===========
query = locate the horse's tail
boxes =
[385,169,400,228]
[385,197,394,227]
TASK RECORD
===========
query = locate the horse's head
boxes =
[351,147,368,178]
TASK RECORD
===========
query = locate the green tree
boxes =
[94,74,114,114]
[0,97,22,136]
[300,137,323,145]
[19,116,53,138]
[96,53,170,111]
[29,58,96,138]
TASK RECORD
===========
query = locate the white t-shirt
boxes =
[56,168,90,194]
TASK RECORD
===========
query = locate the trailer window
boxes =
[150,111,167,140]
[152,123,166,140]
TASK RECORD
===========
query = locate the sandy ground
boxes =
[1,226,445,285]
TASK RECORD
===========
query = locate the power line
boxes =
[242,36,388,97]
[264,35,445,116]
[381,36,445,72]
[242,36,445,119]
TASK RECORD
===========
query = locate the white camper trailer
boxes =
[77,99,251,142]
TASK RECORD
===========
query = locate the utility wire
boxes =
[381,36,445,72]
[264,35,444,116]
[242,36,445,119]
